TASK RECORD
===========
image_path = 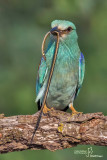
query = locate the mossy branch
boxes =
[0,111,107,154]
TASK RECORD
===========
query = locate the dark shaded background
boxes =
[0,0,107,160]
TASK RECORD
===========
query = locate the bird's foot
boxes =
[72,110,83,116]
[43,104,54,114]
[69,103,83,116]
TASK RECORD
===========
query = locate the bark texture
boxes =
[0,111,107,154]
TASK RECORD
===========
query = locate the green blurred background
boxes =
[0,0,107,159]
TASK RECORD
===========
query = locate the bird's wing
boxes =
[36,57,47,96]
[36,39,54,103]
[75,52,85,98]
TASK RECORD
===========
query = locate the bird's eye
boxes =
[67,27,72,32]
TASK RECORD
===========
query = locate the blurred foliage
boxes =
[0,0,107,160]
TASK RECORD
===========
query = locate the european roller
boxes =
[36,20,85,115]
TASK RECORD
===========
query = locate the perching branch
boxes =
[0,110,107,154]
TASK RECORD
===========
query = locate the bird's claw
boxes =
[69,103,83,116]
[43,104,54,114]
[71,111,83,116]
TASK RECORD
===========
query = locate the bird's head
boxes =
[50,20,78,43]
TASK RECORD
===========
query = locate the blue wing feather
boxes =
[36,57,46,95]
[75,52,85,98]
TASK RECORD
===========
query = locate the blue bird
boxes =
[36,20,85,115]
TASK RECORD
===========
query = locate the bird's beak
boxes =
[50,26,60,36]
